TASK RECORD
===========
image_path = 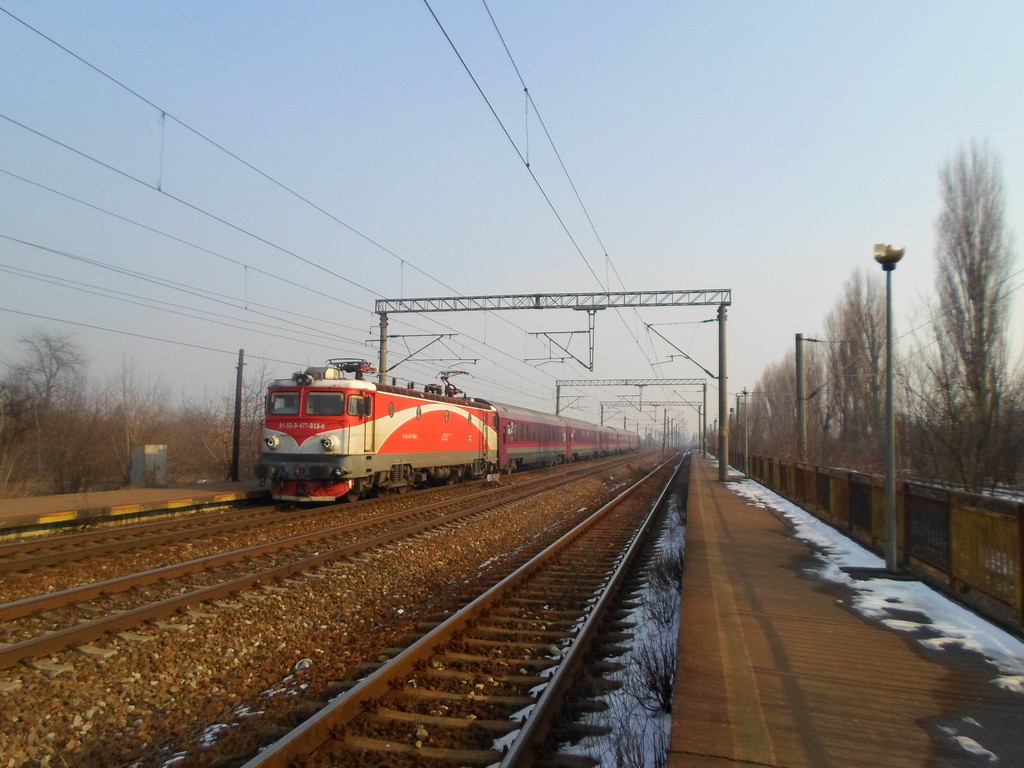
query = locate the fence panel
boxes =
[849,474,873,533]
[905,483,951,572]
[830,471,849,527]
[951,503,1021,614]
[816,471,831,513]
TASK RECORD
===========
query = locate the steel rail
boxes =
[0,452,635,569]
[238,456,677,767]
[0,459,637,670]
[0,505,278,559]
[0,506,307,573]
[499,454,685,766]
[0,455,636,621]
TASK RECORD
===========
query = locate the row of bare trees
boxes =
[0,333,268,497]
[741,143,1023,493]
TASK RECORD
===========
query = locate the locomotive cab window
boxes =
[268,392,300,415]
[348,395,371,417]
[306,392,346,416]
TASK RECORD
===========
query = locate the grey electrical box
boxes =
[130,444,168,487]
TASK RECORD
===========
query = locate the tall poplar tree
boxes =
[914,142,1019,490]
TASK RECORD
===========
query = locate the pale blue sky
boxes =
[1,1,1021,430]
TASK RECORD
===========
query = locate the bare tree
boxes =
[240,357,273,481]
[912,142,1018,491]
[749,356,798,460]
[821,270,887,469]
[0,378,33,495]
[2,331,90,492]
[104,355,170,484]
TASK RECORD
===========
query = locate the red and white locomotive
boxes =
[257,360,638,502]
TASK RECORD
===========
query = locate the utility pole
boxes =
[796,333,806,461]
[230,349,244,482]
[702,381,708,457]
[742,386,750,476]
[377,312,389,384]
[718,304,729,481]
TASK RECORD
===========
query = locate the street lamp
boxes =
[875,243,904,573]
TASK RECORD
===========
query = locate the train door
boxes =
[345,393,373,454]
[362,395,374,452]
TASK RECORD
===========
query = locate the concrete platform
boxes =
[670,455,1023,767]
[0,480,269,535]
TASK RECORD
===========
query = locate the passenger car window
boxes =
[306,392,346,415]
[268,392,300,415]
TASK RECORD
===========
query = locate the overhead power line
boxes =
[0,4,461,297]
[0,167,369,319]
[0,305,309,367]
[481,0,624,292]
[0,259,365,349]
[0,5,696,409]
[1,6,567,387]
[0,112,382,297]
[425,1,675,374]
[421,0,604,290]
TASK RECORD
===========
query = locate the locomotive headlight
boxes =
[320,435,340,451]
[264,436,280,450]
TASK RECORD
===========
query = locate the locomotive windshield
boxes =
[306,392,346,415]
[268,392,299,415]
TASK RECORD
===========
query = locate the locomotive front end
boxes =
[257,361,376,502]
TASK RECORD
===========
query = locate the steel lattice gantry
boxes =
[563,381,709,456]
[374,289,731,314]
[373,288,732,481]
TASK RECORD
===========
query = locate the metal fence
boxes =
[745,455,1023,632]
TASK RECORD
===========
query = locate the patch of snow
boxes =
[939,726,999,762]
[725,479,1024,694]
[995,676,1024,694]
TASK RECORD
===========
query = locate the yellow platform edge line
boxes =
[110,504,142,515]
[38,511,77,524]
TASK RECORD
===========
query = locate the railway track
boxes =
[237,456,684,768]
[0,455,638,578]
[0,455,645,672]
[0,455,641,608]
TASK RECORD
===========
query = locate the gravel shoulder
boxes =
[1,462,652,767]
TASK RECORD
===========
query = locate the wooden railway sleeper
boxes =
[235,456,680,768]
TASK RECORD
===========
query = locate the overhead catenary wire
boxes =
[0,168,370,320]
[0,114,560,399]
[0,5,458,297]
[0,112,381,298]
[421,0,604,292]
[1,6,695,413]
[481,0,624,292]
[0,166,559,401]
[0,260,366,349]
[0,5,560,370]
[0,306,309,367]
[427,0,671,376]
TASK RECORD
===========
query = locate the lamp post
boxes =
[875,243,904,573]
